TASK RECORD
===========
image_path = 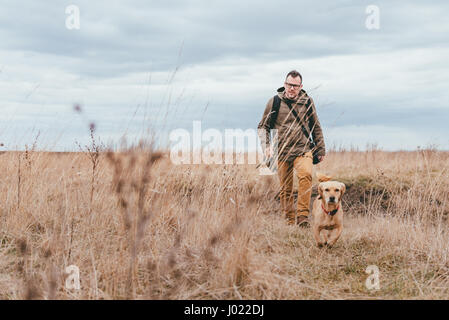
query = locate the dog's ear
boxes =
[318,183,324,198]
[340,182,346,196]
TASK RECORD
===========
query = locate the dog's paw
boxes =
[325,242,334,249]
[317,242,325,248]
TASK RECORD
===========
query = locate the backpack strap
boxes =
[268,95,281,129]
[284,100,316,149]
[304,98,316,138]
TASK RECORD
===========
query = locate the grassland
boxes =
[0,146,448,299]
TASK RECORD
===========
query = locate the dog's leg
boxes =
[313,226,325,247]
[326,226,342,248]
[322,230,329,245]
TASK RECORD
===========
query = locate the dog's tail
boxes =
[316,172,332,182]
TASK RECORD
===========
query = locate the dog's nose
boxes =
[329,196,335,202]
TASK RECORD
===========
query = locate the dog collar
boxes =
[322,204,339,216]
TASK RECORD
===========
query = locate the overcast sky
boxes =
[1,0,448,151]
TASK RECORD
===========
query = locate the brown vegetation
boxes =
[0,147,448,299]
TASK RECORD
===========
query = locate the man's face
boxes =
[284,75,302,99]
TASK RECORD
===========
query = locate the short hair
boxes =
[285,70,302,83]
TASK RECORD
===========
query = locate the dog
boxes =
[312,173,346,248]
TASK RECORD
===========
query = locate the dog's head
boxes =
[318,181,346,205]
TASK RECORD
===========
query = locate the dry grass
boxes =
[0,146,448,299]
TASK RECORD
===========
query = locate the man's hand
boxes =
[264,148,272,160]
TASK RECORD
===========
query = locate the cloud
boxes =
[2,1,448,78]
[0,0,448,150]
[325,124,448,151]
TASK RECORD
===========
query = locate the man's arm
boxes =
[308,97,326,158]
[257,97,274,157]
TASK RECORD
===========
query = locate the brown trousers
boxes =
[277,151,313,224]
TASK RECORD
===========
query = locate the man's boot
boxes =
[297,214,310,227]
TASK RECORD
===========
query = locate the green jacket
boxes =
[258,87,325,162]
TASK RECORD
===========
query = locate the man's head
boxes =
[284,70,303,99]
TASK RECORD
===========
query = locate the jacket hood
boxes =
[277,86,286,93]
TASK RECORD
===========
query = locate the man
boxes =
[258,70,325,226]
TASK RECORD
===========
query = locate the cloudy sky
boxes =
[1,0,448,151]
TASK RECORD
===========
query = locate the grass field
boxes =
[0,146,448,299]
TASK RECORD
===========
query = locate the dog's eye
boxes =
[325,188,330,192]
[335,189,340,192]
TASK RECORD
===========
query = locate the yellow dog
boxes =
[312,173,346,248]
